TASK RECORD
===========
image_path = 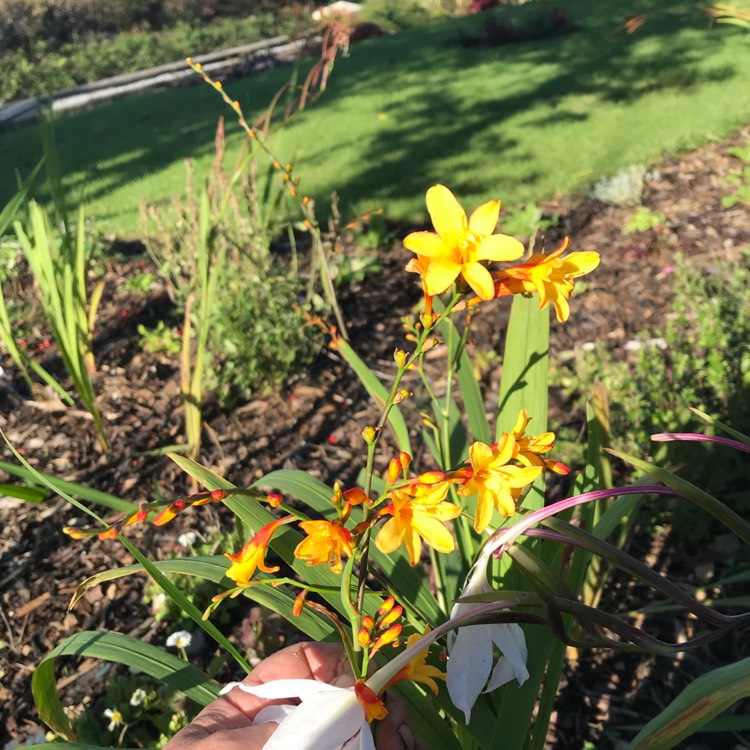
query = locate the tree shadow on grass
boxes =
[0,0,742,228]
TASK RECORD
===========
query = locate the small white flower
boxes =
[221,679,375,750]
[446,548,529,723]
[152,592,167,614]
[103,708,123,732]
[166,630,192,649]
[177,531,197,547]
[129,688,148,707]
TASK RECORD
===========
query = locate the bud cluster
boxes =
[358,596,403,656]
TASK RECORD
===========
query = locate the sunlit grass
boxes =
[2,0,749,236]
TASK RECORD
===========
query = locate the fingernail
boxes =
[398,725,415,750]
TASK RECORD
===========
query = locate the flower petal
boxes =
[375,518,405,555]
[412,515,456,554]
[488,623,529,688]
[511,409,529,437]
[222,679,345,700]
[254,704,295,724]
[462,262,495,301]
[225,680,370,750]
[468,199,500,237]
[547,283,570,322]
[426,185,467,241]
[404,527,422,565]
[474,488,494,533]
[476,233,525,262]
[266,690,366,750]
[560,250,600,276]
[469,441,494,470]
[424,256,461,296]
[403,231,443,258]
[446,624,494,724]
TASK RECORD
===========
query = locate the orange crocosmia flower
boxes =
[509,409,569,476]
[225,516,294,586]
[294,519,354,574]
[403,185,524,301]
[384,629,446,696]
[375,483,461,565]
[354,680,388,722]
[499,237,600,322]
[458,436,543,532]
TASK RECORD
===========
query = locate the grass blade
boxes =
[333,336,411,454]
[629,656,750,749]
[70,556,335,642]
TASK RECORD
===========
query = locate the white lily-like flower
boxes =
[447,545,529,723]
[221,679,375,750]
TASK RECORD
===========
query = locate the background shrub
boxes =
[0,0,305,52]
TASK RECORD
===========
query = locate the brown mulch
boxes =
[1,126,749,749]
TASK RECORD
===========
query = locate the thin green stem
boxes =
[428,546,448,615]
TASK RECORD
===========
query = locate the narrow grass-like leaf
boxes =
[70,556,335,641]
[0,483,47,503]
[4,443,250,677]
[254,469,336,518]
[169,454,378,620]
[0,159,45,390]
[629,656,750,749]
[394,681,465,750]
[333,336,411,454]
[689,407,750,446]
[441,317,491,445]
[0,460,135,513]
[0,158,43,233]
[118,535,252,673]
[32,630,220,739]
[13,201,106,447]
[608,448,750,545]
[492,294,553,750]
[496,295,549,440]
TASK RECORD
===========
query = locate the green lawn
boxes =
[2,0,750,237]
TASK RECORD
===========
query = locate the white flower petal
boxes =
[221,679,373,750]
[254,704,295,724]
[221,678,343,700]
[166,630,192,648]
[490,622,529,686]
[446,622,494,723]
[485,655,516,692]
[264,690,364,750]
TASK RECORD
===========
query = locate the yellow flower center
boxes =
[457,232,480,263]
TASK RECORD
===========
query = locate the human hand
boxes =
[164,641,426,750]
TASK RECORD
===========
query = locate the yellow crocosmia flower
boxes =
[225,516,294,585]
[294,519,354,574]
[375,483,461,565]
[509,409,569,476]
[458,437,543,532]
[403,185,525,301]
[384,628,447,696]
[500,237,601,322]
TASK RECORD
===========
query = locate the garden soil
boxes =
[1,126,749,749]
